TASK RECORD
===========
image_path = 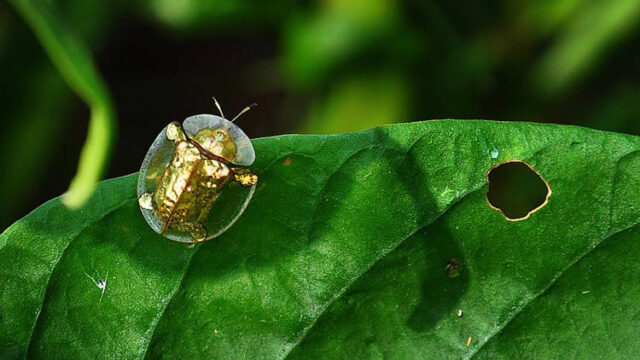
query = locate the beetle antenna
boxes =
[212,97,225,118]
[231,103,257,122]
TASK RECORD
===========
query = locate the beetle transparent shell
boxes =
[137,114,257,243]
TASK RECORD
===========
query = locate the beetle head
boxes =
[192,127,238,162]
[183,114,255,166]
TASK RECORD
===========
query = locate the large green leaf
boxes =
[1,120,640,359]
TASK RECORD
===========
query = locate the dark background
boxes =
[1,0,639,230]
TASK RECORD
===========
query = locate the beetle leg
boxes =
[138,192,154,210]
[166,122,187,142]
[189,222,208,243]
[232,168,258,187]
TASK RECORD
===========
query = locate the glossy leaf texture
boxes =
[2,120,640,359]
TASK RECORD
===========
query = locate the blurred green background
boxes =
[1,0,639,231]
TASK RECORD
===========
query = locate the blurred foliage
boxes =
[1,0,639,230]
[531,0,640,96]
[9,0,116,209]
[302,72,409,134]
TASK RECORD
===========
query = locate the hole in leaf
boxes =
[486,160,551,221]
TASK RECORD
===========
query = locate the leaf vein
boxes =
[281,183,487,359]
[466,219,640,359]
[24,197,134,356]
[136,245,200,360]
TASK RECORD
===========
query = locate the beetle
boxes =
[137,99,258,243]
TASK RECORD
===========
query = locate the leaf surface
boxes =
[1,120,639,359]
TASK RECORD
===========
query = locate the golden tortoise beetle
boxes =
[137,99,258,244]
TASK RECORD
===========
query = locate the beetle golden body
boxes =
[137,104,258,243]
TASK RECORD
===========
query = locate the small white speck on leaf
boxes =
[490,148,499,159]
[457,309,463,318]
[582,290,591,294]
[85,270,109,302]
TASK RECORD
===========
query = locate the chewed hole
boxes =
[486,160,551,221]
